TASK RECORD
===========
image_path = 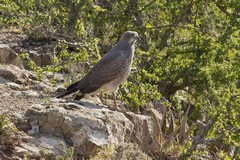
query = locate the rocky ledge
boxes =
[0,63,153,159]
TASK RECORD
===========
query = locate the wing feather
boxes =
[88,51,126,86]
[76,42,132,94]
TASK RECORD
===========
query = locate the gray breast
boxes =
[101,48,134,92]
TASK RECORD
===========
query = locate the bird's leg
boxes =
[99,92,107,106]
[112,92,127,112]
[112,92,118,111]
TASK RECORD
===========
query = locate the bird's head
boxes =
[120,31,140,44]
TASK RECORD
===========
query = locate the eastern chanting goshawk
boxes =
[57,31,139,111]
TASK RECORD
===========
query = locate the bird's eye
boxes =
[128,34,135,38]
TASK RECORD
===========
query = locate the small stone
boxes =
[61,116,73,136]
[39,115,47,126]
[0,44,23,67]
[28,120,39,135]
[14,146,28,158]
[40,122,63,136]
[0,76,9,83]
[7,82,22,90]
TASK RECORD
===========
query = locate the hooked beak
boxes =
[135,35,141,42]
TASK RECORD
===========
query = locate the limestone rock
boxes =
[6,82,22,90]
[14,135,69,160]
[0,76,9,83]
[0,44,23,67]
[0,65,36,84]
[29,51,52,66]
[11,90,40,98]
[25,102,135,158]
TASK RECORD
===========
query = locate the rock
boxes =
[29,51,52,66]
[46,107,66,128]
[13,113,31,131]
[25,102,135,158]
[28,120,40,135]
[14,146,28,158]
[90,142,152,160]
[0,65,29,84]
[0,76,9,83]
[6,82,22,90]
[0,44,23,67]
[0,64,57,94]
[0,58,157,159]
[0,65,40,85]
[14,135,69,160]
[45,72,64,83]
[11,90,40,98]
[0,66,23,84]
[32,81,53,92]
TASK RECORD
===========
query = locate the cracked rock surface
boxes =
[0,63,150,159]
[26,102,134,158]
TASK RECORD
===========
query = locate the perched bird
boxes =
[57,31,139,110]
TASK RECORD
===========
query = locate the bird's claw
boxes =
[114,105,126,113]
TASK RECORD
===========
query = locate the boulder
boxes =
[29,51,52,67]
[0,65,37,84]
[25,101,135,158]
[0,44,23,67]
[14,134,69,160]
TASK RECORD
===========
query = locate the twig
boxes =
[145,24,174,29]
[139,0,157,12]
[44,30,74,40]
[232,146,240,160]
[0,151,11,160]
[180,120,213,159]
[158,3,193,51]
[57,39,93,53]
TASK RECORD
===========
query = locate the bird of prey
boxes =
[57,31,139,111]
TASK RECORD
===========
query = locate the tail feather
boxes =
[66,81,78,91]
[57,81,79,98]
[57,76,99,99]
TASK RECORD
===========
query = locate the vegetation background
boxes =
[1,0,239,159]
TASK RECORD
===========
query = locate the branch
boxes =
[0,151,11,160]
[139,0,157,12]
[57,39,93,53]
[45,30,75,41]
[180,120,213,159]
[145,24,174,29]
[0,11,14,18]
[158,3,192,51]
[230,94,240,101]
[232,146,240,160]
[214,1,230,16]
